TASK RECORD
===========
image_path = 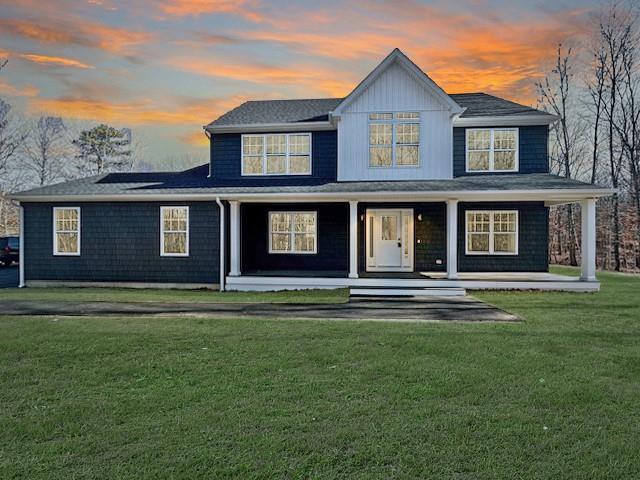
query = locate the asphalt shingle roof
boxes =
[207,93,551,126]
[13,166,609,199]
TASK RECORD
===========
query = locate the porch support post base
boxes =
[446,199,458,280]
[349,200,359,279]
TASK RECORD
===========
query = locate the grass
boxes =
[0,286,349,304]
[1,268,639,479]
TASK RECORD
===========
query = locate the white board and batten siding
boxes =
[337,61,455,181]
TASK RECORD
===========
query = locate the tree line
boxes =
[539,1,640,272]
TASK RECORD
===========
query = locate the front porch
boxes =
[225,270,599,292]
[221,193,601,292]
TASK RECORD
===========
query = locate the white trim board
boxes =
[14,188,615,203]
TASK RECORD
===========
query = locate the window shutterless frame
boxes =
[52,206,81,256]
[465,128,519,173]
[241,133,312,176]
[268,211,318,254]
[368,111,421,168]
[160,206,190,257]
[465,210,519,255]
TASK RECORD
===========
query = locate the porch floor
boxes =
[227,270,597,292]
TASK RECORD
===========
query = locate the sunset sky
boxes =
[0,0,597,165]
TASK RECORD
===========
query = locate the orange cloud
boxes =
[19,53,94,69]
[158,0,263,21]
[0,79,40,97]
[180,130,209,146]
[27,95,248,126]
[0,17,152,55]
[168,57,354,97]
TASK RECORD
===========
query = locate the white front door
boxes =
[366,209,414,271]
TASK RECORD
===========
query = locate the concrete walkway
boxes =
[0,296,518,323]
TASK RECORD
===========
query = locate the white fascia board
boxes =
[453,114,559,127]
[12,188,615,204]
[204,121,334,134]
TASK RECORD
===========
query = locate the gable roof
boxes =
[331,48,463,116]
[206,93,552,128]
[209,98,343,126]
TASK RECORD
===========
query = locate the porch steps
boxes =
[349,287,466,297]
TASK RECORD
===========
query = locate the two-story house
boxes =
[13,49,613,294]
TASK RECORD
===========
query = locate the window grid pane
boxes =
[467,129,517,172]
[54,208,80,255]
[369,113,421,167]
[162,207,188,255]
[270,212,316,253]
[242,134,311,175]
[466,211,517,254]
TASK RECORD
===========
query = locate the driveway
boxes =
[0,296,518,322]
[0,266,18,288]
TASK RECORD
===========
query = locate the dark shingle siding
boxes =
[241,203,349,273]
[210,130,337,185]
[453,126,549,176]
[458,202,549,272]
[24,202,219,284]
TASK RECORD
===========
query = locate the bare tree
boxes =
[21,116,70,186]
[598,2,635,271]
[586,41,608,184]
[537,45,587,265]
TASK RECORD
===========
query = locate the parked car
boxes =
[0,236,19,266]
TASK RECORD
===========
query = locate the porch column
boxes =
[349,200,359,278]
[580,198,597,282]
[229,200,241,277]
[446,199,458,280]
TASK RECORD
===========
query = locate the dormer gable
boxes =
[331,48,463,118]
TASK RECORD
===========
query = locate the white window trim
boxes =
[160,206,190,257]
[368,112,421,169]
[465,128,519,173]
[268,211,318,255]
[465,210,519,256]
[53,207,81,256]
[241,133,312,176]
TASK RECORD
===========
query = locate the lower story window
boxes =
[161,206,189,256]
[269,211,317,254]
[466,210,518,255]
[53,207,80,255]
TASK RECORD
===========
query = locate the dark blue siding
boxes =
[210,130,337,185]
[453,126,549,176]
[23,202,219,284]
[458,202,549,272]
[241,203,348,273]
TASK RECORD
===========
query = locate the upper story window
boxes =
[161,206,189,257]
[368,112,420,168]
[242,133,311,176]
[53,207,80,256]
[466,128,518,172]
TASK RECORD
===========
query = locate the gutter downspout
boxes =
[215,197,225,291]
[19,203,25,288]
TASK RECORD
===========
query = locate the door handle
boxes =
[397,241,402,247]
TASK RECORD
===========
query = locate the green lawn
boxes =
[1,268,639,479]
[0,286,349,304]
